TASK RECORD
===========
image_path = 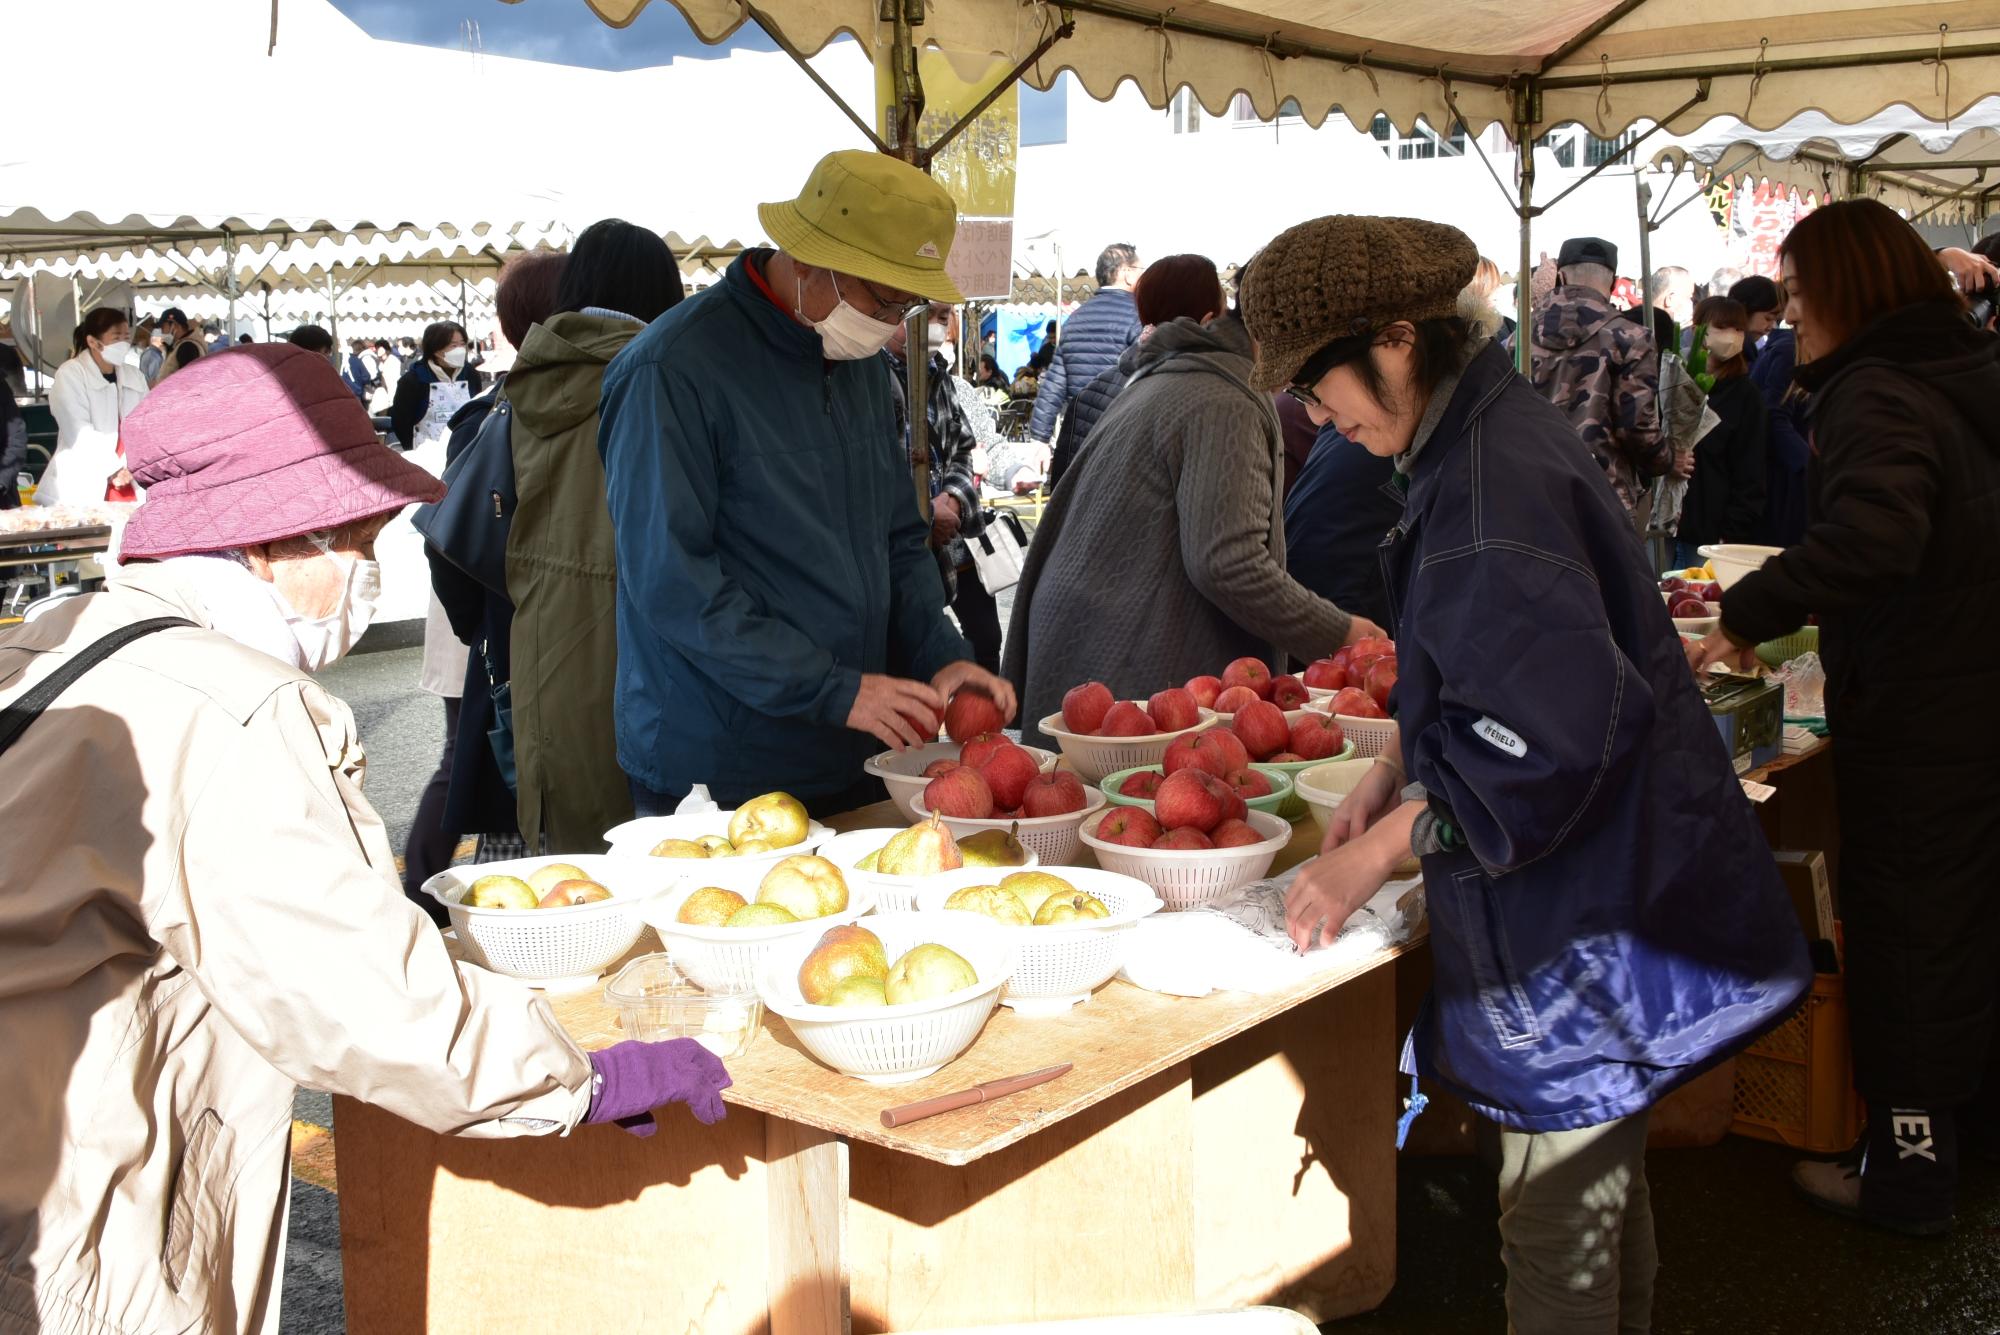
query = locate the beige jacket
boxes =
[0,565,594,1335]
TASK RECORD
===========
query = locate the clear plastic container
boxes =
[603,954,762,1058]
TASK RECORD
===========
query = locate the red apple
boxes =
[978,744,1040,811]
[1147,686,1201,733]
[1213,685,1262,715]
[1328,687,1387,721]
[944,688,1006,743]
[1269,751,1307,763]
[1209,818,1264,848]
[1022,771,1088,817]
[922,759,962,779]
[1349,652,1389,680]
[1164,728,1249,779]
[959,731,1015,769]
[1061,681,1114,735]
[1183,675,1223,709]
[1364,659,1398,712]
[1302,657,1348,691]
[1700,582,1725,602]
[1350,637,1396,661]
[1098,701,1155,736]
[1152,827,1215,851]
[1154,768,1233,833]
[1331,647,1354,671]
[1226,767,1273,799]
[1118,769,1164,799]
[1660,576,1690,594]
[924,765,994,818]
[1669,596,1710,619]
[1221,656,1274,700]
[1270,674,1310,709]
[1094,807,1162,847]
[1230,700,1291,760]
[1288,712,1347,759]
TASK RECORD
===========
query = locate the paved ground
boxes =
[280,640,2000,1334]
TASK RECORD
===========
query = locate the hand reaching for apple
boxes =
[848,673,950,751]
[1685,626,1757,676]
[1340,615,1388,648]
[932,661,1017,729]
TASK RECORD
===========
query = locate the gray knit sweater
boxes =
[1002,316,1353,745]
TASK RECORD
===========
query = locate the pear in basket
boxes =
[677,886,748,926]
[885,943,978,1004]
[855,848,881,872]
[726,902,797,928]
[798,925,891,1004]
[877,811,962,876]
[526,862,590,894]
[728,791,810,850]
[758,855,848,919]
[650,838,709,859]
[958,822,1030,868]
[942,884,1033,926]
[696,835,736,856]
[464,875,538,910]
[1033,892,1110,926]
[537,879,611,908]
[823,976,889,1008]
[998,870,1075,920]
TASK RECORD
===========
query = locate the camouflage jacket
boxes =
[1530,286,1666,513]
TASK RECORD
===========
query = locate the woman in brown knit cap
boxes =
[1239,216,1810,1333]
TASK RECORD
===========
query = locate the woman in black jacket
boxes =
[389,320,486,448]
[1673,296,1767,566]
[1690,200,2000,1236]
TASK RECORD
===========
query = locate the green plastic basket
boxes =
[1099,763,1294,819]
[1253,744,1359,819]
[1755,625,1819,669]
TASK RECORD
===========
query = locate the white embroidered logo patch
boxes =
[916,241,941,259]
[1475,716,1527,758]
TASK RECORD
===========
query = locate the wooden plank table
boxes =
[335,802,1417,1333]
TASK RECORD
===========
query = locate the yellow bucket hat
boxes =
[759,150,965,304]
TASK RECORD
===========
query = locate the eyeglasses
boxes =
[836,272,928,325]
[1282,381,1323,409]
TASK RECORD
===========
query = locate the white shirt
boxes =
[41,353,149,505]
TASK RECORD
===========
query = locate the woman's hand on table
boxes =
[1685,626,1757,676]
[1285,802,1419,952]
[1320,758,1402,854]
[848,674,949,750]
[930,661,1018,726]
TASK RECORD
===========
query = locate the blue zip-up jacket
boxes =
[1027,287,1142,442]
[1385,341,1812,1132]
[597,252,971,800]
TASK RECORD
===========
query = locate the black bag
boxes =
[411,393,516,604]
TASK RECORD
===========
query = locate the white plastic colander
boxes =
[424,855,680,988]
[816,827,1041,912]
[1078,809,1293,911]
[914,867,1161,1015]
[644,860,878,993]
[758,910,1013,1084]
[1034,709,1218,784]
[1303,699,1399,758]
[862,741,1060,812]
[904,789,1106,866]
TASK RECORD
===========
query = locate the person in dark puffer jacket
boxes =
[1673,295,1767,567]
[1047,255,1224,494]
[1026,243,1144,447]
[1691,200,2000,1238]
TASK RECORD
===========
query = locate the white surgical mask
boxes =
[440,346,468,370]
[1705,329,1744,361]
[274,537,381,672]
[927,319,949,346]
[97,340,132,367]
[799,271,900,361]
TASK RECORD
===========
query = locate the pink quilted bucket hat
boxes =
[119,344,445,561]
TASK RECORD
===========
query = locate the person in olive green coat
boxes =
[506,220,686,852]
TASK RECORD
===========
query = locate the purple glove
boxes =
[584,1039,732,1137]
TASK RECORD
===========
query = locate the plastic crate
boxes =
[1731,971,1864,1154]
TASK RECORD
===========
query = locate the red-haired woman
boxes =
[1689,199,2000,1236]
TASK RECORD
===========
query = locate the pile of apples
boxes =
[674,854,850,929]
[1093,757,1265,851]
[1057,680,1204,738]
[463,862,614,910]
[1182,656,1314,715]
[942,871,1110,926]
[922,732,1087,820]
[1661,574,1725,622]
[1299,637,1399,721]
[650,791,810,859]
[797,925,978,1008]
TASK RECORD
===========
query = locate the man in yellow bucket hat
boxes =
[598,150,1016,816]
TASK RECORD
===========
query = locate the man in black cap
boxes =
[1529,236,1676,533]
[152,308,205,385]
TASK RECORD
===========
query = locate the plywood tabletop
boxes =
[548,797,1417,1167]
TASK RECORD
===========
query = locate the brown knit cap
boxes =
[1239,215,1479,391]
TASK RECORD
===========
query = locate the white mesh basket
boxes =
[1303,700,1399,758]
[863,741,1059,812]
[904,790,1106,866]
[914,868,1161,1014]
[1035,709,1219,784]
[1078,810,1292,911]
[600,809,833,875]
[1290,757,1381,832]
[424,855,680,987]
[644,862,879,993]
[817,827,1041,912]
[758,910,1013,1084]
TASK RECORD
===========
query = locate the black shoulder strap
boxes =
[0,617,196,759]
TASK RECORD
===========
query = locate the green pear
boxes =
[877,811,963,877]
[958,823,1030,868]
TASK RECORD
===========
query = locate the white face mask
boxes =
[440,346,468,370]
[96,340,132,367]
[273,537,381,672]
[1705,329,1745,362]
[799,270,900,361]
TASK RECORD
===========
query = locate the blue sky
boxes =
[327,0,1066,142]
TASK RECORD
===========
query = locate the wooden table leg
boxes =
[768,1119,849,1335]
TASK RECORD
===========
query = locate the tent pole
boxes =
[224,230,240,343]
[886,0,932,516]
[1514,97,1538,377]
[1637,174,1655,333]
[324,273,339,347]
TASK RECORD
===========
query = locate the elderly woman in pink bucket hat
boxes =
[0,346,731,1334]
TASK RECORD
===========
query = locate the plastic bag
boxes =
[674,785,720,816]
[1772,651,1826,717]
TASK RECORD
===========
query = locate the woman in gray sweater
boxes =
[1003,311,1385,744]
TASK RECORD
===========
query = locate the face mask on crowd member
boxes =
[251,527,384,672]
[440,344,469,370]
[1705,327,1745,362]
[795,266,913,361]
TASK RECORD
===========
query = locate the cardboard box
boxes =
[1704,676,1783,773]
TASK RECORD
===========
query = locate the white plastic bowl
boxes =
[1290,757,1381,830]
[601,808,832,875]
[644,860,878,993]
[914,867,1161,1014]
[816,826,1042,912]
[863,741,1060,812]
[1698,543,1785,590]
[1302,698,1399,758]
[1035,708,1219,784]
[424,854,680,988]
[758,909,1013,1084]
[1078,809,1292,911]
[904,788,1107,866]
